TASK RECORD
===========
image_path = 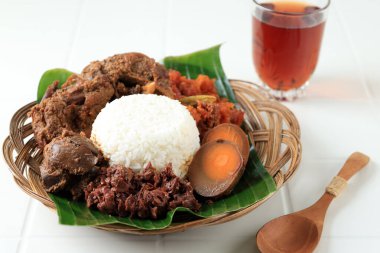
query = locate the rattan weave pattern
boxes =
[2,80,301,235]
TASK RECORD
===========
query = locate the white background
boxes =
[1,0,379,252]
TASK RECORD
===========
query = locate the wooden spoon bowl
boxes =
[257,152,370,253]
[258,215,319,253]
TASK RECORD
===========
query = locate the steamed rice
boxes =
[91,94,200,178]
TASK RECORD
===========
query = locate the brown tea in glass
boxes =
[252,0,330,100]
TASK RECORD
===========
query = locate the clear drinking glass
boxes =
[252,0,330,101]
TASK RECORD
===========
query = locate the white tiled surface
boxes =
[0,0,379,252]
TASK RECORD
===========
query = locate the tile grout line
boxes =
[162,0,173,58]
[332,3,374,102]
[156,0,172,251]
[64,0,87,69]
[16,199,36,253]
[155,235,165,253]
[330,1,380,129]
[321,235,380,239]
[16,2,86,251]
[280,184,294,214]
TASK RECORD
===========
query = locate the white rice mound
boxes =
[91,94,200,178]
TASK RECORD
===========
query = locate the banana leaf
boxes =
[49,149,275,227]
[39,45,277,230]
[164,45,237,104]
[37,68,73,102]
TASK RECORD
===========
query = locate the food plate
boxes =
[3,79,301,235]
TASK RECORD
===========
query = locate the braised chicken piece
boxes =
[30,53,173,148]
[40,133,102,195]
[82,52,173,98]
[30,75,114,148]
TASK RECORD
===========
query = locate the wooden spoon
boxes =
[256,152,370,253]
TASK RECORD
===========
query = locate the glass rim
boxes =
[252,0,331,16]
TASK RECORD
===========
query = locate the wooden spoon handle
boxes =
[325,152,369,198]
[336,152,370,181]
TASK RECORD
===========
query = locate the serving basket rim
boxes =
[2,79,302,235]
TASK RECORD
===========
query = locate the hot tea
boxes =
[252,1,326,92]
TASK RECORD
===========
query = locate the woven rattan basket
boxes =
[3,80,301,235]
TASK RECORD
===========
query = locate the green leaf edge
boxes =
[37,68,73,102]
[49,147,276,230]
[38,45,277,230]
[163,44,237,104]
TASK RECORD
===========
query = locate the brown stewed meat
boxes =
[31,52,202,219]
[85,164,201,219]
[30,53,173,148]
[82,53,173,98]
[30,75,114,148]
[41,133,102,194]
